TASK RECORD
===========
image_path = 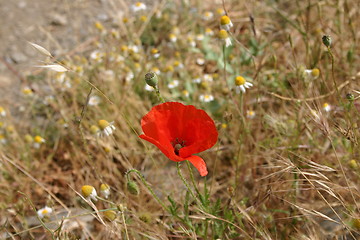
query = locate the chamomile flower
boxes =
[151,48,160,58]
[168,80,179,89]
[173,61,184,70]
[97,120,115,137]
[196,58,205,65]
[234,76,253,93]
[205,28,214,36]
[81,185,97,201]
[90,50,104,62]
[145,84,155,91]
[323,103,331,112]
[203,74,213,82]
[187,36,196,47]
[220,15,233,31]
[0,107,6,117]
[0,134,7,144]
[216,8,225,16]
[131,2,146,12]
[202,11,214,21]
[100,184,110,199]
[151,67,161,75]
[88,95,101,106]
[246,110,256,119]
[125,72,135,82]
[196,34,204,41]
[218,29,232,47]
[37,206,53,219]
[128,45,139,54]
[169,33,177,43]
[33,135,45,149]
[22,87,34,96]
[304,68,320,80]
[199,94,214,102]
[192,77,202,83]
[182,90,189,97]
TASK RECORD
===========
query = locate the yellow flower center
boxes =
[140,15,147,22]
[98,120,110,130]
[22,88,33,95]
[81,185,94,197]
[311,68,320,77]
[135,2,142,7]
[90,125,99,134]
[235,76,246,86]
[218,29,228,39]
[100,184,110,191]
[34,135,44,143]
[151,48,158,54]
[323,103,329,108]
[42,209,48,214]
[220,15,231,25]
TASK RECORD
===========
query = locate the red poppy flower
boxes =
[139,102,218,176]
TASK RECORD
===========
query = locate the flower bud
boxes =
[322,35,331,47]
[145,72,158,88]
[104,210,117,221]
[346,93,354,102]
[127,181,140,195]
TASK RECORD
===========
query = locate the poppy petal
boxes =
[139,134,184,162]
[187,155,208,177]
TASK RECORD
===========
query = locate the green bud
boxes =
[127,181,140,195]
[346,93,354,102]
[322,35,331,47]
[145,72,158,88]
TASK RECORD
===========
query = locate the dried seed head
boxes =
[322,35,332,47]
[145,72,158,88]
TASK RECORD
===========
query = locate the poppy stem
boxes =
[176,163,198,204]
[155,87,166,103]
[186,161,201,197]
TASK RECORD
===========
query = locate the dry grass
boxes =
[1,0,360,239]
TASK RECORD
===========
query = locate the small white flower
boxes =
[220,15,233,31]
[88,95,101,106]
[169,33,177,43]
[0,107,6,117]
[97,120,115,137]
[202,11,214,21]
[182,90,189,97]
[145,84,155,91]
[0,135,7,144]
[128,45,139,53]
[33,135,45,149]
[125,72,135,82]
[37,206,53,219]
[90,50,104,62]
[151,67,161,75]
[205,28,214,36]
[192,77,202,83]
[199,94,214,102]
[323,103,331,112]
[81,185,98,202]
[101,69,115,82]
[131,2,146,12]
[196,58,205,65]
[304,68,320,80]
[196,34,204,41]
[234,76,253,93]
[203,74,213,82]
[246,110,256,119]
[218,29,232,47]
[168,80,179,89]
[100,184,110,199]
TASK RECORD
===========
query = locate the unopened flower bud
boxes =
[346,93,354,102]
[104,210,117,221]
[127,181,140,195]
[322,35,331,47]
[145,72,158,88]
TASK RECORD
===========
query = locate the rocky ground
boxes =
[0,0,142,103]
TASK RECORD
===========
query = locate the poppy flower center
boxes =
[172,138,186,156]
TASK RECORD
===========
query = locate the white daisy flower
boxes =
[203,74,213,82]
[192,77,202,83]
[205,28,214,36]
[151,67,161,75]
[90,50,104,62]
[37,206,53,219]
[304,68,320,80]
[125,72,135,82]
[220,15,233,31]
[182,90,189,97]
[169,33,177,43]
[323,103,331,112]
[202,11,214,21]
[131,2,146,12]
[128,45,139,53]
[33,135,45,149]
[88,95,101,106]
[145,84,155,91]
[81,185,97,201]
[0,107,6,117]
[246,110,256,119]
[168,80,179,89]
[97,120,115,137]
[218,29,232,47]
[0,135,7,144]
[199,94,214,102]
[234,76,253,93]
[196,58,205,65]
[100,184,110,199]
